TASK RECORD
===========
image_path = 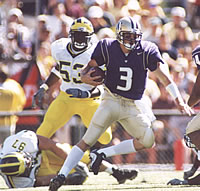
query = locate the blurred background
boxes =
[0,0,200,169]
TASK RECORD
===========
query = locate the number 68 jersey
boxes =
[0,130,41,188]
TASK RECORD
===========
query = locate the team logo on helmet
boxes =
[116,17,142,50]
[0,152,33,176]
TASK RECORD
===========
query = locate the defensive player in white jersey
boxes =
[0,130,138,188]
[0,130,89,188]
[33,17,112,145]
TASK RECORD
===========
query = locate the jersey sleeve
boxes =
[6,176,35,188]
[145,43,165,71]
[91,39,107,66]
[192,45,200,70]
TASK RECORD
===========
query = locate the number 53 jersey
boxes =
[51,38,97,92]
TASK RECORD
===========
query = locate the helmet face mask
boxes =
[116,17,142,50]
[70,31,91,50]
[0,152,33,176]
[69,17,94,51]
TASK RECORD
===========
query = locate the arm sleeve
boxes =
[147,43,165,71]
[91,40,107,66]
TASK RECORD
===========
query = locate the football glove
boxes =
[32,87,46,108]
[66,88,90,98]
[49,174,65,191]
[167,178,188,185]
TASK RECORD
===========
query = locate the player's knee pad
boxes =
[140,128,155,148]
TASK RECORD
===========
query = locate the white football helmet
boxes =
[116,17,142,50]
[69,17,94,50]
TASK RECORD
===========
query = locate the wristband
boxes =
[166,83,181,100]
[40,83,49,91]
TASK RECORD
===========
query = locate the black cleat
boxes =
[65,162,89,185]
[111,167,138,184]
[49,174,65,191]
[167,178,188,185]
[65,171,88,185]
[89,150,106,175]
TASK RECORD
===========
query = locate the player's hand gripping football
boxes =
[32,87,46,109]
[49,174,65,191]
[81,67,104,87]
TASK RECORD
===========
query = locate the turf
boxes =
[1,168,200,191]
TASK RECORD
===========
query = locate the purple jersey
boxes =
[192,45,200,70]
[91,38,164,100]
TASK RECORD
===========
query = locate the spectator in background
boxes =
[55,16,71,40]
[163,6,193,45]
[92,0,116,28]
[31,14,49,56]
[108,0,128,22]
[0,65,26,144]
[36,41,55,80]
[139,9,152,40]
[172,21,192,53]
[144,16,163,44]
[121,0,141,22]
[6,8,33,61]
[187,0,200,29]
[97,27,115,40]
[139,0,167,23]
[87,6,110,33]
[7,7,24,24]
[157,31,178,61]
[47,2,73,41]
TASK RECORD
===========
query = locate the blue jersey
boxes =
[91,38,164,100]
[192,45,200,70]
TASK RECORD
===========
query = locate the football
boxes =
[90,67,105,82]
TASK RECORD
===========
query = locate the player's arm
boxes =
[37,135,68,160]
[32,64,60,108]
[153,62,193,116]
[188,71,200,107]
[35,175,55,186]
[80,59,102,86]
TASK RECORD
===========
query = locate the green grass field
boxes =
[1,166,200,191]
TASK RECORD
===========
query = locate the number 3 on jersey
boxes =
[117,67,133,91]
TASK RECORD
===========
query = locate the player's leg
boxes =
[81,98,112,145]
[36,91,73,138]
[186,112,200,149]
[51,96,117,182]
[89,103,154,174]
[92,111,154,157]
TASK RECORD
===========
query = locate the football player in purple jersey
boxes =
[49,16,193,191]
[168,45,200,185]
